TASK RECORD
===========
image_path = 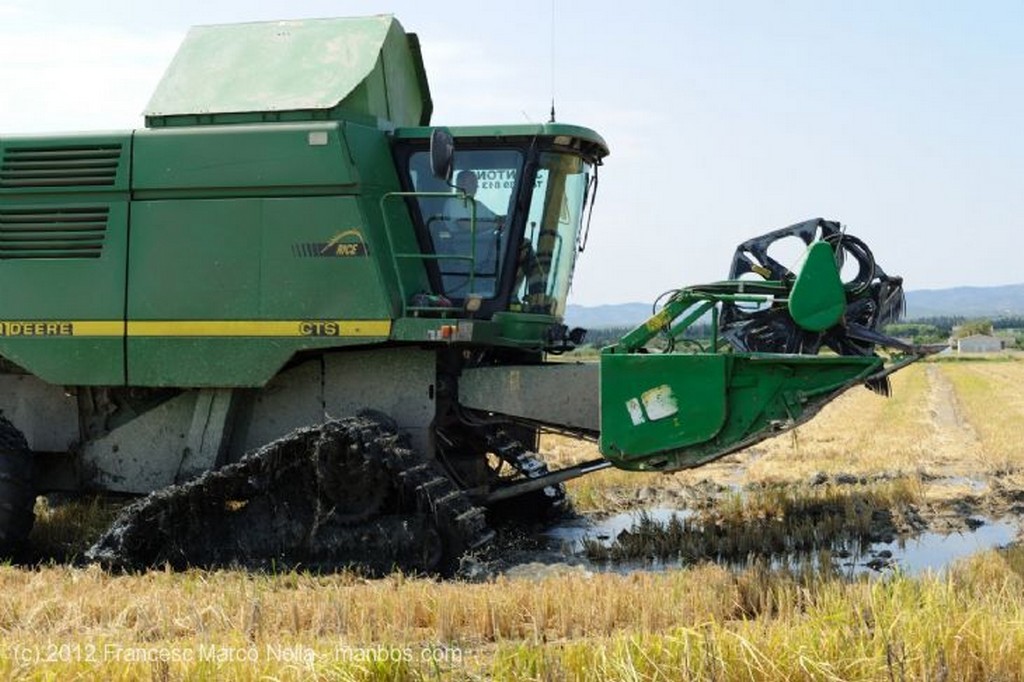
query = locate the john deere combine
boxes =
[0,16,926,572]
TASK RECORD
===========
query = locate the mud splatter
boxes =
[87,416,491,576]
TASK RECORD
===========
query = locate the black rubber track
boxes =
[87,415,493,575]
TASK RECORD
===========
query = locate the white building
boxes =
[957,334,1003,353]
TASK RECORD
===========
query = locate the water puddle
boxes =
[943,476,989,493]
[540,507,1019,577]
[544,508,693,553]
[846,520,1017,575]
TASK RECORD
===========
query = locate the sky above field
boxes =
[0,0,1020,305]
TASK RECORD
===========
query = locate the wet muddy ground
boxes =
[465,483,1022,582]
[468,364,1024,581]
[538,504,1016,577]
[461,460,1024,581]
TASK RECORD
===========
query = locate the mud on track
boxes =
[86,416,491,576]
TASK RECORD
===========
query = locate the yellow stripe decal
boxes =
[128,320,393,337]
[72,321,126,336]
[0,320,391,338]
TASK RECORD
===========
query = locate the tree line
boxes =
[578,316,1024,350]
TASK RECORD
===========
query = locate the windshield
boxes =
[515,153,593,317]
[406,149,523,298]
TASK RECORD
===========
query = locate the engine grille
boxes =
[0,206,108,259]
[0,144,123,188]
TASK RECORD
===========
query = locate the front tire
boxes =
[0,416,34,554]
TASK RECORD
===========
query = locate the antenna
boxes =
[549,0,556,122]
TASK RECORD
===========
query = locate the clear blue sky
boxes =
[1,0,1020,305]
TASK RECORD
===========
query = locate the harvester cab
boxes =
[388,123,603,329]
[0,15,934,572]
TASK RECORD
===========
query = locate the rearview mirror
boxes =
[429,128,455,182]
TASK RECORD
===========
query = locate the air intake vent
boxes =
[0,207,108,259]
[0,145,123,188]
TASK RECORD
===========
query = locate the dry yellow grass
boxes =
[491,546,1024,681]
[2,547,1024,680]
[746,363,975,482]
[29,496,123,562]
[939,361,1024,473]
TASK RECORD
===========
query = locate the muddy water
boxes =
[544,508,694,552]
[533,507,1018,578]
[850,521,1017,574]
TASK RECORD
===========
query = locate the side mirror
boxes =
[429,128,455,182]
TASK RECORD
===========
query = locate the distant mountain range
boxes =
[902,284,1024,319]
[566,283,1024,329]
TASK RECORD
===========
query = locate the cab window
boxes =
[406,149,523,299]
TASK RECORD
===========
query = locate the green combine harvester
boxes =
[0,16,927,572]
